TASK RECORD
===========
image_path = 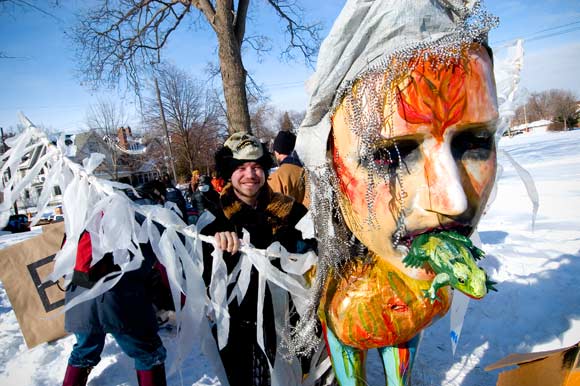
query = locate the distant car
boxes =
[50,214,64,223]
[4,214,30,233]
[35,212,53,226]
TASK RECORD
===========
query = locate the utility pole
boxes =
[154,77,178,183]
[524,103,528,133]
[0,127,18,215]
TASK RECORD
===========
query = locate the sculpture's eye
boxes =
[451,128,495,161]
[457,277,466,284]
[371,139,420,172]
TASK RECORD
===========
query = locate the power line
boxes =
[264,81,305,90]
[526,26,580,43]
[527,20,580,37]
[492,19,580,45]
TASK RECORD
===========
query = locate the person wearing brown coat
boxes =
[267,131,310,207]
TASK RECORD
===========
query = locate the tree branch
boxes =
[234,0,249,46]
[191,0,216,30]
[265,0,322,67]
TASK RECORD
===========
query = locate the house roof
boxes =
[72,131,99,152]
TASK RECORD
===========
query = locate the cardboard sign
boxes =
[486,342,580,386]
[0,223,68,348]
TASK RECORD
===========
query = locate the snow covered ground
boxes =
[1,129,579,386]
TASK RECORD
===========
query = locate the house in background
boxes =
[5,128,161,216]
[71,129,159,184]
[506,119,552,136]
[113,126,147,154]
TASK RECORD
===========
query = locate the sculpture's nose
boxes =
[423,139,468,216]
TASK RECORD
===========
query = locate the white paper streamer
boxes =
[499,149,539,229]
[0,114,325,384]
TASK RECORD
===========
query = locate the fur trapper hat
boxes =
[214,132,273,180]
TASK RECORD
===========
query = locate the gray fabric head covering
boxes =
[295,0,496,170]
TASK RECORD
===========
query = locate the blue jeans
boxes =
[68,331,166,370]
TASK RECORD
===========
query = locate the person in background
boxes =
[201,132,314,386]
[62,180,169,386]
[191,175,220,223]
[190,170,200,192]
[267,130,310,207]
[210,171,225,193]
[161,173,187,221]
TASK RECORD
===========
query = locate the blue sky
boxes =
[0,0,579,133]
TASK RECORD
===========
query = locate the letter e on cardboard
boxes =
[0,223,67,348]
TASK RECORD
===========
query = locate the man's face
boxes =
[331,46,498,273]
[231,161,266,204]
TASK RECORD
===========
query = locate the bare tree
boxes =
[527,92,552,122]
[549,89,578,130]
[287,110,305,130]
[70,0,322,135]
[144,65,225,179]
[249,100,277,143]
[513,89,578,130]
[140,135,171,177]
[86,98,128,180]
[278,111,295,132]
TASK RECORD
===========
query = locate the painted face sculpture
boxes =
[332,44,498,277]
[322,45,498,351]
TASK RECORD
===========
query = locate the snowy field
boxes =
[1,129,579,386]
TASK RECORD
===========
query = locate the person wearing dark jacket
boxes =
[162,173,187,221]
[61,180,169,386]
[191,175,221,221]
[202,132,314,386]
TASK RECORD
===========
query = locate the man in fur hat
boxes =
[201,132,315,386]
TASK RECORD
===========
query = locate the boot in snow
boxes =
[136,363,167,386]
[62,365,91,386]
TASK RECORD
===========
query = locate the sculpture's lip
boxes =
[398,223,473,247]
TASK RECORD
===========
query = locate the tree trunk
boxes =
[215,3,251,134]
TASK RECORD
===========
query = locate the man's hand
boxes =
[214,231,241,255]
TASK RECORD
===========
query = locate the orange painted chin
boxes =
[321,258,451,349]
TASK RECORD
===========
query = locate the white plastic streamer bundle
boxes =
[0,114,330,385]
[493,39,525,140]
[490,38,539,228]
